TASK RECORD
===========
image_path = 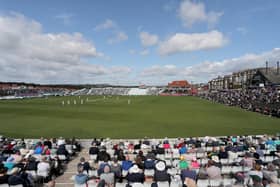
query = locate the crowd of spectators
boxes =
[0,136,81,186]
[74,136,280,187]
[200,88,280,118]
[0,88,68,98]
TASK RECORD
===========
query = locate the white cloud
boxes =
[94,19,117,31]
[95,19,128,44]
[158,30,227,55]
[139,31,159,47]
[55,13,74,25]
[139,49,150,56]
[108,31,128,44]
[141,48,280,83]
[178,0,223,28]
[0,13,131,84]
[182,48,280,82]
[141,65,179,77]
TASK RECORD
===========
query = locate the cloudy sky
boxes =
[1,0,280,85]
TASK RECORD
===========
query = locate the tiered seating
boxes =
[0,137,81,186]
[71,135,280,187]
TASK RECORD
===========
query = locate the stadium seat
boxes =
[200,158,208,165]
[222,178,234,186]
[58,155,67,161]
[265,156,274,162]
[143,182,152,187]
[231,166,243,173]
[220,158,228,165]
[157,181,169,187]
[170,181,181,187]
[0,184,9,187]
[116,183,126,187]
[131,183,145,187]
[209,179,222,186]
[90,154,97,160]
[75,184,87,187]
[197,179,209,187]
[144,169,154,176]
[221,166,232,174]
[25,170,37,177]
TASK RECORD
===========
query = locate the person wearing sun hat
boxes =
[126,164,144,184]
[154,161,170,183]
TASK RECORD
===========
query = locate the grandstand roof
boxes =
[258,68,280,85]
[168,80,190,88]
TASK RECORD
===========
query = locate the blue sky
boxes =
[0,0,280,85]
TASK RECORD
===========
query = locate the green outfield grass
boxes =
[0,95,279,138]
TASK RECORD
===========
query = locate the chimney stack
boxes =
[277,61,279,75]
[266,61,268,74]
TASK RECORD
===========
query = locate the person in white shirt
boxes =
[37,156,50,179]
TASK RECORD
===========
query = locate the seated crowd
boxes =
[74,136,280,187]
[0,136,81,186]
[200,88,280,118]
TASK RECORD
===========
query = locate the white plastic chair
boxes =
[197,179,209,187]
[220,158,228,165]
[0,184,9,187]
[209,179,222,186]
[75,184,87,187]
[144,169,154,176]
[58,154,66,161]
[221,166,232,174]
[223,178,234,186]
[157,181,169,187]
[116,183,126,187]
[90,154,97,160]
[131,183,145,187]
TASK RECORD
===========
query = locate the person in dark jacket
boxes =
[0,167,9,184]
[126,164,144,184]
[8,167,29,187]
[153,161,170,183]
[25,156,38,171]
[96,147,111,163]
[89,143,99,155]
[144,158,155,170]
[77,157,91,174]
[57,145,69,157]
[43,139,52,149]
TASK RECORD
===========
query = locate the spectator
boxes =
[8,167,25,186]
[154,161,170,183]
[110,158,122,182]
[89,142,99,155]
[180,161,196,182]
[99,165,114,187]
[206,160,222,179]
[190,157,200,169]
[96,146,111,163]
[75,166,89,185]
[37,156,50,181]
[77,157,91,174]
[126,164,144,184]
[0,167,9,184]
